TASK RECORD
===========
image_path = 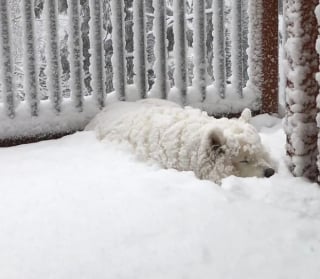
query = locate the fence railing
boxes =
[0,0,278,144]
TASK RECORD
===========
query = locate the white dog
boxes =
[85,99,275,183]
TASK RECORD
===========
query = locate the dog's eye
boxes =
[212,145,220,152]
[212,145,225,155]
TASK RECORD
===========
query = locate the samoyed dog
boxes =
[85,99,275,183]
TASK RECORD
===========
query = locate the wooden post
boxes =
[89,0,106,109]
[284,0,319,180]
[193,0,207,102]
[316,3,320,183]
[111,0,126,101]
[21,0,40,116]
[173,0,188,105]
[68,0,84,111]
[261,0,278,113]
[133,0,147,99]
[152,0,169,99]
[231,0,243,98]
[212,0,226,99]
[45,0,62,113]
[0,0,16,118]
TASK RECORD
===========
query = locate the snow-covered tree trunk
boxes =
[0,0,16,118]
[133,0,147,99]
[68,0,83,111]
[173,0,188,104]
[89,0,105,109]
[21,0,39,116]
[111,0,126,101]
[284,0,319,180]
[212,0,226,98]
[192,0,207,102]
[44,0,62,113]
[151,0,169,99]
[231,0,243,97]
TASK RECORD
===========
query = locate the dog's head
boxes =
[201,117,276,183]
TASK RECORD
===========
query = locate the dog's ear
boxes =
[207,128,225,152]
[239,108,252,123]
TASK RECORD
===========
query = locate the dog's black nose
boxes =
[264,168,275,178]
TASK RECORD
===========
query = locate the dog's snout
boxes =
[264,168,275,178]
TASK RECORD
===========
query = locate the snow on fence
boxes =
[0,0,15,119]
[284,0,319,182]
[0,0,279,145]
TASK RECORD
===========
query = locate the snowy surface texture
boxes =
[1,114,320,279]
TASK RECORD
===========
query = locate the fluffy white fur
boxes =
[85,99,275,183]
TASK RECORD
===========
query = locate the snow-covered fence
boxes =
[22,0,39,117]
[68,0,84,112]
[0,0,16,119]
[110,0,126,101]
[0,0,279,145]
[152,0,169,100]
[45,0,62,113]
[89,0,106,109]
[212,0,226,99]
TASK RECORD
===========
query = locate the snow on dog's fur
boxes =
[85,99,275,183]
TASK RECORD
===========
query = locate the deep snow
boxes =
[0,114,320,279]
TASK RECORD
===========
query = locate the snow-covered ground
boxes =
[0,114,320,279]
